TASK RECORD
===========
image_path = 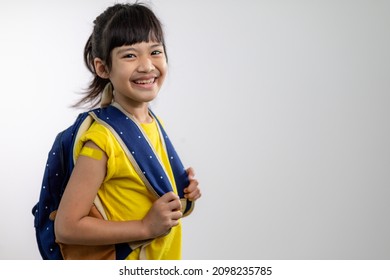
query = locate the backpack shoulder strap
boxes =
[148,109,195,216]
[89,104,194,216]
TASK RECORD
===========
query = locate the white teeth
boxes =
[134,78,155,84]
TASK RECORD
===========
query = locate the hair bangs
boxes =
[105,7,165,56]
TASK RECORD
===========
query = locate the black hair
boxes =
[75,3,167,108]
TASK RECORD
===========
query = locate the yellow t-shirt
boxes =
[75,118,182,260]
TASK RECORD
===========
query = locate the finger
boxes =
[184,181,201,199]
[184,178,199,193]
[171,219,180,227]
[161,191,180,202]
[171,210,183,221]
[168,197,182,211]
[185,189,201,201]
[186,167,195,179]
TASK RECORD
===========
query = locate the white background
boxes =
[0,0,389,259]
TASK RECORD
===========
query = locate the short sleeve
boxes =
[74,122,119,182]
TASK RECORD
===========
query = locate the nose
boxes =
[137,57,155,73]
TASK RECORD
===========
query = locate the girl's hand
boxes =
[184,167,201,201]
[142,192,182,238]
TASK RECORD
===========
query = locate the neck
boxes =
[113,100,153,124]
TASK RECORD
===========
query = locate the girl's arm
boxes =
[54,141,182,246]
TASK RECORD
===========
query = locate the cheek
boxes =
[158,64,168,82]
[157,73,167,87]
[109,66,130,83]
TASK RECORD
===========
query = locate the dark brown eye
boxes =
[123,53,136,59]
[151,50,163,56]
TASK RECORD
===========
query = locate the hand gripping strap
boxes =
[89,104,194,216]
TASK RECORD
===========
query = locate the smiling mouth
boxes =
[133,78,156,85]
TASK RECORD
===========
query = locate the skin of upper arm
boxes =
[54,141,107,238]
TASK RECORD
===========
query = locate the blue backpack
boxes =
[32,103,194,259]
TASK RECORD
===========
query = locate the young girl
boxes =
[54,3,201,260]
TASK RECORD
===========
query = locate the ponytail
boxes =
[72,35,109,108]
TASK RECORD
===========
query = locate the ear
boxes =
[94,58,110,79]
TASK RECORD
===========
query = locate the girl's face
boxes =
[107,41,167,108]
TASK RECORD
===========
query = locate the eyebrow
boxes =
[117,43,163,55]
